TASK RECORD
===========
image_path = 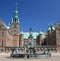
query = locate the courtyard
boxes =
[0,52,60,61]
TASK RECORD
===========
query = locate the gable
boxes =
[0,20,9,30]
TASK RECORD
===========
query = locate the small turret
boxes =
[38,28,43,35]
[48,25,51,31]
[52,26,55,30]
[48,23,56,31]
[39,31,43,35]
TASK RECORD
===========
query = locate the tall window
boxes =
[2,32,4,37]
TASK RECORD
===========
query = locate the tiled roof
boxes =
[20,32,39,39]
[39,31,44,34]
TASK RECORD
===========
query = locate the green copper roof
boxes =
[20,32,39,39]
[50,23,55,30]
[20,32,45,39]
[14,3,18,17]
[48,26,51,31]
[48,23,56,31]
[14,10,18,13]
[52,26,55,30]
[14,10,18,18]
[12,4,20,24]
[39,31,44,35]
[20,31,45,39]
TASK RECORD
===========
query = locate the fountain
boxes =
[27,28,36,58]
[10,28,51,58]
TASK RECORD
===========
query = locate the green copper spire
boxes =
[12,3,20,24]
[52,26,55,30]
[14,3,18,18]
[50,23,56,30]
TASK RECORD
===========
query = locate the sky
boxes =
[0,0,60,32]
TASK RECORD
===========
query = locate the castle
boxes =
[0,5,60,52]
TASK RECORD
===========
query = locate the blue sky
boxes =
[0,0,60,32]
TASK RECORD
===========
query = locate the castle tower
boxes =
[12,4,20,47]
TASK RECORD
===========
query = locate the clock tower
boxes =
[12,4,20,47]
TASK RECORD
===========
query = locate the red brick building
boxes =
[0,5,60,52]
[0,6,39,50]
[39,21,60,52]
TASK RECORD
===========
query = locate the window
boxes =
[2,32,4,37]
